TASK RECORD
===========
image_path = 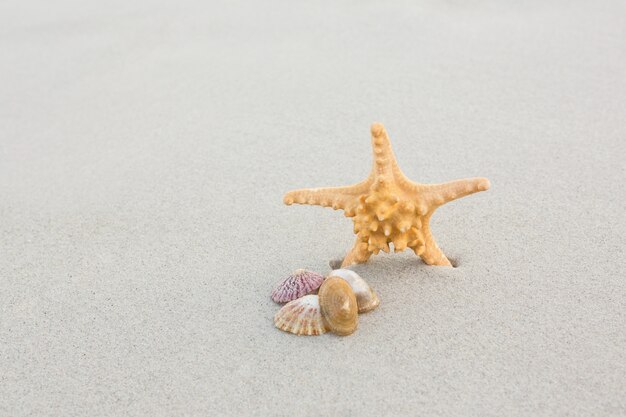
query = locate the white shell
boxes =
[274,295,328,336]
[329,269,380,313]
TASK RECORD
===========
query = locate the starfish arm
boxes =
[420,177,490,209]
[341,239,372,267]
[283,178,373,215]
[369,123,401,181]
[413,215,452,266]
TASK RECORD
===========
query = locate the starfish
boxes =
[283,123,490,268]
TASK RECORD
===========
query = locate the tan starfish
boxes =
[283,123,491,268]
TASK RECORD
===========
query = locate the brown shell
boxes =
[318,276,358,336]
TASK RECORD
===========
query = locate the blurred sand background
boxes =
[1,1,625,416]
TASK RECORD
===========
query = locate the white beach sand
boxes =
[1,1,625,416]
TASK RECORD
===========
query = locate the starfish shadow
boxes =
[329,249,460,272]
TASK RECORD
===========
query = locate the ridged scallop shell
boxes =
[318,276,358,336]
[274,295,328,336]
[271,269,324,303]
[329,269,380,313]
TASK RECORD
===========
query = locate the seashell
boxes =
[271,269,324,303]
[329,269,380,313]
[318,276,358,336]
[274,295,328,336]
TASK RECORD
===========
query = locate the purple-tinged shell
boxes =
[271,269,324,303]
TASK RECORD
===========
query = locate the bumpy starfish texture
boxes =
[284,123,490,268]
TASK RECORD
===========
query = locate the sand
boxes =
[1,1,625,416]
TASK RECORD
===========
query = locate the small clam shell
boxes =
[274,295,328,336]
[318,276,358,336]
[329,269,380,313]
[271,269,324,303]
